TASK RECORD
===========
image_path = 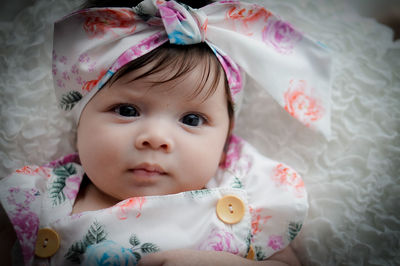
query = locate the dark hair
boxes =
[82,0,234,132]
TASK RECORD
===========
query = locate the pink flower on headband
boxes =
[225,5,272,36]
[226,6,271,26]
[262,19,302,54]
[82,9,137,38]
[284,79,323,126]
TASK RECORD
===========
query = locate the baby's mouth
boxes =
[130,163,167,177]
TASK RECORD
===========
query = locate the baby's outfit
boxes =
[0,135,308,266]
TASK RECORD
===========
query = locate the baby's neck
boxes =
[72,179,120,214]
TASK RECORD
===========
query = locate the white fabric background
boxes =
[0,0,399,265]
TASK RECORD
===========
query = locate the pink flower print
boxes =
[62,71,70,81]
[112,49,138,72]
[268,235,284,251]
[159,4,185,27]
[199,228,239,254]
[83,9,137,39]
[88,62,97,73]
[57,79,65,88]
[59,56,68,65]
[220,55,242,96]
[140,32,164,51]
[262,19,302,54]
[79,53,90,63]
[7,188,40,212]
[273,163,305,198]
[6,187,40,265]
[209,46,242,97]
[52,63,57,76]
[71,64,79,74]
[10,210,39,264]
[8,187,20,194]
[220,135,243,169]
[284,79,323,126]
[113,197,146,219]
[71,212,84,220]
[249,206,271,236]
[76,76,85,85]
[226,6,272,28]
[45,153,79,168]
[110,33,165,73]
[64,175,81,200]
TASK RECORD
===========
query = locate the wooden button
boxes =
[35,228,60,258]
[216,195,245,224]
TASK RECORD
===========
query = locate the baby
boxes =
[0,0,332,265]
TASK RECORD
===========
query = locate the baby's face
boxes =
[77,62,230,201]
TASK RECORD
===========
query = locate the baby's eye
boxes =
[114,104,140,117]
[180,113,206,127]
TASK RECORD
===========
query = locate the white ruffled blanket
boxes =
[0,0,399,265]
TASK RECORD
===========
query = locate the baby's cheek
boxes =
[195,150,222,186]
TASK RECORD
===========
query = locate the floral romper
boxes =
[0,135,308,266]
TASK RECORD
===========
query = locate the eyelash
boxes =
[111,104,208,127]
[112,104,140,117]
[180,113,208,127]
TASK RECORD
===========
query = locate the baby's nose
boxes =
[135,127,173,152]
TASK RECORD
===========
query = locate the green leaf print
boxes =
[60,91,82,111]
[231,177,243,189]
[255,245,267,261]
[288,222,302,241]
[130,234,160,261]
[64,240,86,263]
[83,221,108,246]
[129,234,141,247]
[49,163,77,206]
[140,243,160,254]
[132,252,142,262]
[54,163,77,177]
[65,221,108,264]
[188,189,211,198]
[245,229,252,254]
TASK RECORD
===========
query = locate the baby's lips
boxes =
[131,162,166,175]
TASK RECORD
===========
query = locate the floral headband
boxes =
[53,0,332,139]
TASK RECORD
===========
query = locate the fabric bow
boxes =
[53,0,332,139]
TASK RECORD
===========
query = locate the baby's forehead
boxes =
[109,66,224,102]
[108,55,226,102]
